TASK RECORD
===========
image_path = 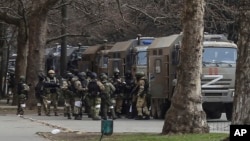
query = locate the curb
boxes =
[19,115,84,134]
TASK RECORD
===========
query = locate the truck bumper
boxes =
[202,89,234,103]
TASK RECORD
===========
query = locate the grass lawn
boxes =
[38,132,228,141]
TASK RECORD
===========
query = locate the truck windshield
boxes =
[203,47,237,64]
[136,51,147,66]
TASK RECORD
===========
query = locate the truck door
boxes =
[108,58,124,77]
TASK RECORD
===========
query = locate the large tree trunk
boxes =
[162,0,209,134]
[221,3,250,141]
[232,4,250,124]
[25,0,60,109]
[26,13,47,109]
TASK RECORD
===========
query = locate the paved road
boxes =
[0,115,51,141]
[0,102,230,141]
[24,113,230,133]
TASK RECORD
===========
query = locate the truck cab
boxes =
[201,40,237,120]
[108,35,154,78]
[147,33,236,120]
[79,43,113,74]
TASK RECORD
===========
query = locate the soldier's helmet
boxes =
[99,72,105,78]
[113,68,120,77]
[125,70,132,78]
[100,73,108,81]
[48,70,55,74]
[78,72,86,80]
[86,69,92,78]
[38,72,45,81]
[48,70,55,77]
[66,72,74,80]
[19,75,25,82]
[90,72,98,79]
[135,71,145,79]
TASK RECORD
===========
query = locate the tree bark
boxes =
[162,0,209,134]
[26,0,60,109]
[26,13,47,109]
[232,5,250,125]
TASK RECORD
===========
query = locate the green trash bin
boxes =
[101,119,113,136]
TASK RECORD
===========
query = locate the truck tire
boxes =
[225,103,233,121]
[207,111,222,119]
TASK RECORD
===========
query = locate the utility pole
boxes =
[60,0,68,76]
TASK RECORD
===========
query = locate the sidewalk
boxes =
[0,99,229,134]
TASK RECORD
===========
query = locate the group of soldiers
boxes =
[15,68,151,120]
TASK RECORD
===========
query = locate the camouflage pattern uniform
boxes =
[124,70,136,118]
[35,73,46,116]
[134,71,150,120]
[87,72,105,120]
[17,76,30,116]
[73,72,88,120]
[44,70,60,116]
[112,69,125,118]
[7,72,15,104]
[100,74,117,120]
[61,73,74,119]
[85,70,92,118]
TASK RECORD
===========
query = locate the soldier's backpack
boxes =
[88,80,100,96]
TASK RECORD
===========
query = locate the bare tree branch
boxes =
[18,0,28,41]
[46,33,90,44]
[0,9,20,25]
[125,4,166,25]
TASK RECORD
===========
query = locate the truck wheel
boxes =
[160,100,171,119]
[207,111,222,119]
[225,103,233,121]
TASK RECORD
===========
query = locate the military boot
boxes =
[38,106,42,116]
[67,113,72,119]
[111,109,117,120]
[102,110,108,120]
[116,112,122,118]
[135,115,143,120]
[144,115,150,120]
[92,108,101,120]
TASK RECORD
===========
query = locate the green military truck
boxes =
[108,35,154,77]
[147,34,236,121]
[79,43,113,74]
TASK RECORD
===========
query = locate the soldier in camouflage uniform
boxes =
[124,70,136,118]
[61,72,74,119]
[87,72,105,120]
[44,70,60,116]
[100,73,117,120]
[133,71,150,120]
[85,70,92,118]
[73,72,88,120]
[7,71,15,104]
[17,76,30,116]
[35,72,46,116]
[112,68,125,118]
